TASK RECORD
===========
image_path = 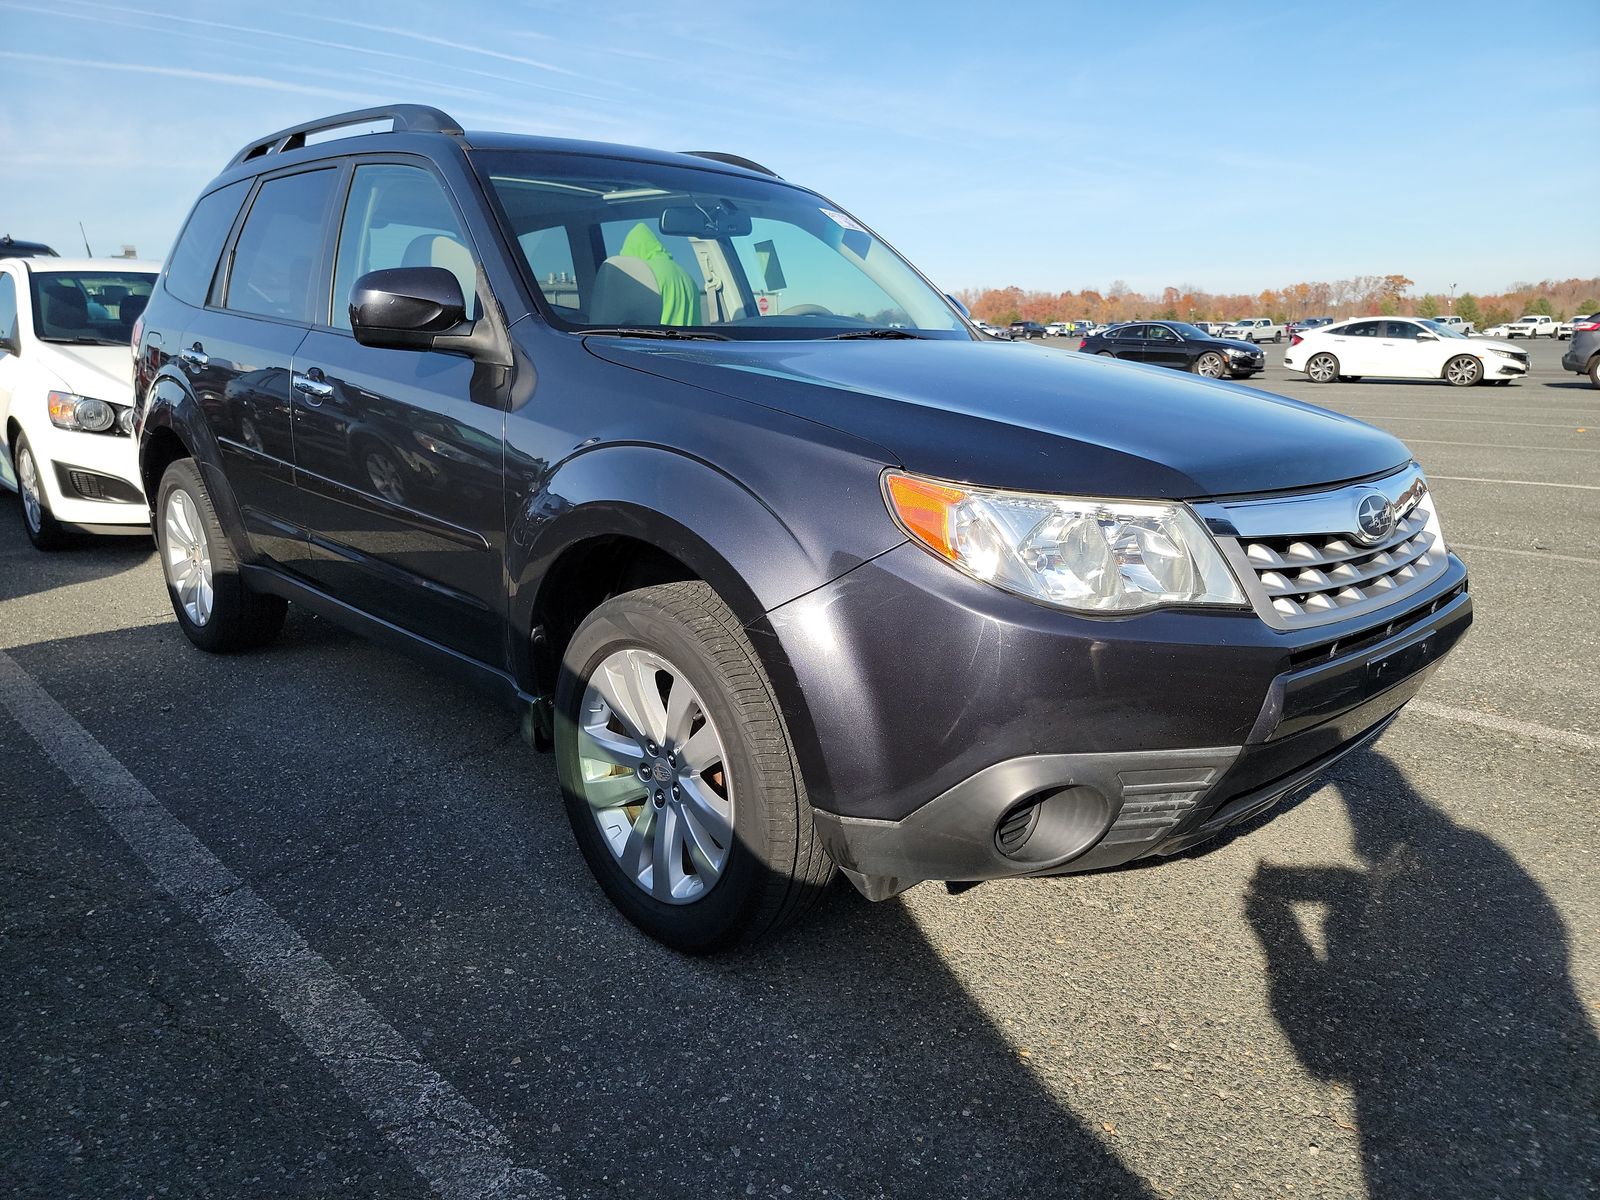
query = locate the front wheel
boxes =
[156,459,288,652]
[556,581,834,952]
[1444,355,1483,387]
[1192,351,1228,378]
[13,432,71,551]
[1273,332,1283,343]
[1306,352,1340,383]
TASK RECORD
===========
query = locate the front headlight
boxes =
[884,471,1246,614]
[47,391,120,433]
[1487,348,1518,359]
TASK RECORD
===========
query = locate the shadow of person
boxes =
[1245,750,1600,1197]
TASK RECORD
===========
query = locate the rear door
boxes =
[290,159,507,665]
[1328,320,1382,375]
[1110,324,1150,361]
[181,166,340,569]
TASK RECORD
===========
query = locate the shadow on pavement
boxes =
[1246,751,1600,1197]
[0,493,155,604]
[2,615,1156,1199]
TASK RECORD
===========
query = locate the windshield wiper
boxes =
[825,328,927,340]
[580,326,729,341]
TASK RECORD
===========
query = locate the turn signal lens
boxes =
[47,391,80,427]
[882,470,1245,614]
[47,391,118,432]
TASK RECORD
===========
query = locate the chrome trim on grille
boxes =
[1195,465,1450,630]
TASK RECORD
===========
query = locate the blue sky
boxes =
[2,0,1596,296]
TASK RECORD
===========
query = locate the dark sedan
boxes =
[1078,321,1264,379]
[1287,316,1333,337]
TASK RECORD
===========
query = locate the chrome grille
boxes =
[1201,465,1450,631]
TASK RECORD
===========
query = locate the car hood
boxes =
[1473,338,1522,354]
[36,342,135,402]
[584,338,1411,498]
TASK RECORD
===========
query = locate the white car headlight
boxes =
[47,391,118,433]
[884,471,1246,613]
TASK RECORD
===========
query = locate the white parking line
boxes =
[0,650,558,1200]
[1427,475,1600,491]
[1451,542,1600,566]
[1408,699,1600,756]
[1336,414,1592,430]
[1404,438,1600,454]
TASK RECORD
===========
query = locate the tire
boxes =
[555,581,834,953]
[1444,354,1483,387]
[1306,352,1339,383]
[13,431,71,551]
[1192,351,1228,378]
[1589,356,1600,389]
[1273,332,1283,343]
[156,458,287,652]
[1096,350,1117,358]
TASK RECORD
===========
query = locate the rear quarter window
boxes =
[164,181,249,306]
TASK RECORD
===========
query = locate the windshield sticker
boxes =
[819,208,867,234]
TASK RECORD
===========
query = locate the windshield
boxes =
[1418,319,1467,339]
[29,270,155,345]
[475,151,966,340]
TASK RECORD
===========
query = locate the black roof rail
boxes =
[226,104,464,169]
[682,151,781,179]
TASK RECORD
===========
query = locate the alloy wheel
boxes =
[577,647,734,904]
[163,489,214,626]
[1196,352,1226,378]
[1308,354,1338,383]
[17,445,43,533]
[1445,355,1482,387]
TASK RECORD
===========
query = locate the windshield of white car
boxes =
[476,151,967,341]
[1418,319,1467,339]
[29,271,156,345]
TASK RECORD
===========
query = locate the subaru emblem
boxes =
[1353,492,1396,545]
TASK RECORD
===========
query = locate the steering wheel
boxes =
[782,303,834,317]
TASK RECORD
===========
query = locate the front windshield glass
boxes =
[475,151,966,340]
[1418,319,1466,339]
[30,271,155,345]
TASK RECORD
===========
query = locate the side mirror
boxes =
[349,267,468,351]
[1416,331,1439,341]
[945,293,970,318]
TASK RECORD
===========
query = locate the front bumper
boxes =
[11,420,148,533]
[1484,354,1529,378]
[760,541,1470,899]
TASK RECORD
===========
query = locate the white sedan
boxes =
[0,256,159,548]
[1283,316,1528,387]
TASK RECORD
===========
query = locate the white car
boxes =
[1284,316,1528,387]
[1221,317,1283,343]
[0,256,159,549]
[1556,317,1576,340]
[1045,322,1069,337]
[1432,314,1476,335]
[1507,314,1557,338]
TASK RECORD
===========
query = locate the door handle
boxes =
[292,369,334,403]
[178,344,208,369]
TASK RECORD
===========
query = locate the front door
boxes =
[291,161,507,665]
[1142,323,1188,370]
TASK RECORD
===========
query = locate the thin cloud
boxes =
[301,14,583,78]
[0,50,376,104]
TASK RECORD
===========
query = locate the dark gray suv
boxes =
[134,105,1471,950]
[1562,314,1600,387]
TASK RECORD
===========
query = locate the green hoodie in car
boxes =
[620,223,700,327]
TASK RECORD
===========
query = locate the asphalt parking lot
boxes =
[3,338,1596,1199]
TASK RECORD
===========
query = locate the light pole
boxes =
[1449,282,1457,313]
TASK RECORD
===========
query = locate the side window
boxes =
[0,273,16,351]
[225,169,338,323]
[517,226,578,311]
[1147,325,1176,341]
[331,163,479,329]
[1385,320,1420,339]
[1120,325,1148,340]
[165,180,248,306]
[1344,321,1380,338]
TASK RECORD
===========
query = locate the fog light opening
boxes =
[994,785,1112,865]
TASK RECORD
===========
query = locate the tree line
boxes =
[958,276,1600,329]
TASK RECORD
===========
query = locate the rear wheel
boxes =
[1096,350,1117,358]
[1273,331,1283,343]
[156,459,287,652]
[1306,352,1339,383]
[556,581,834,952]
[1588,356,1599,389]
[13,432,71,551]
[1444,355,1483,387]
[1192,351,1227,378]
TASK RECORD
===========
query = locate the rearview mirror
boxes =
[349,267,468,351]
[659,204,753,238]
